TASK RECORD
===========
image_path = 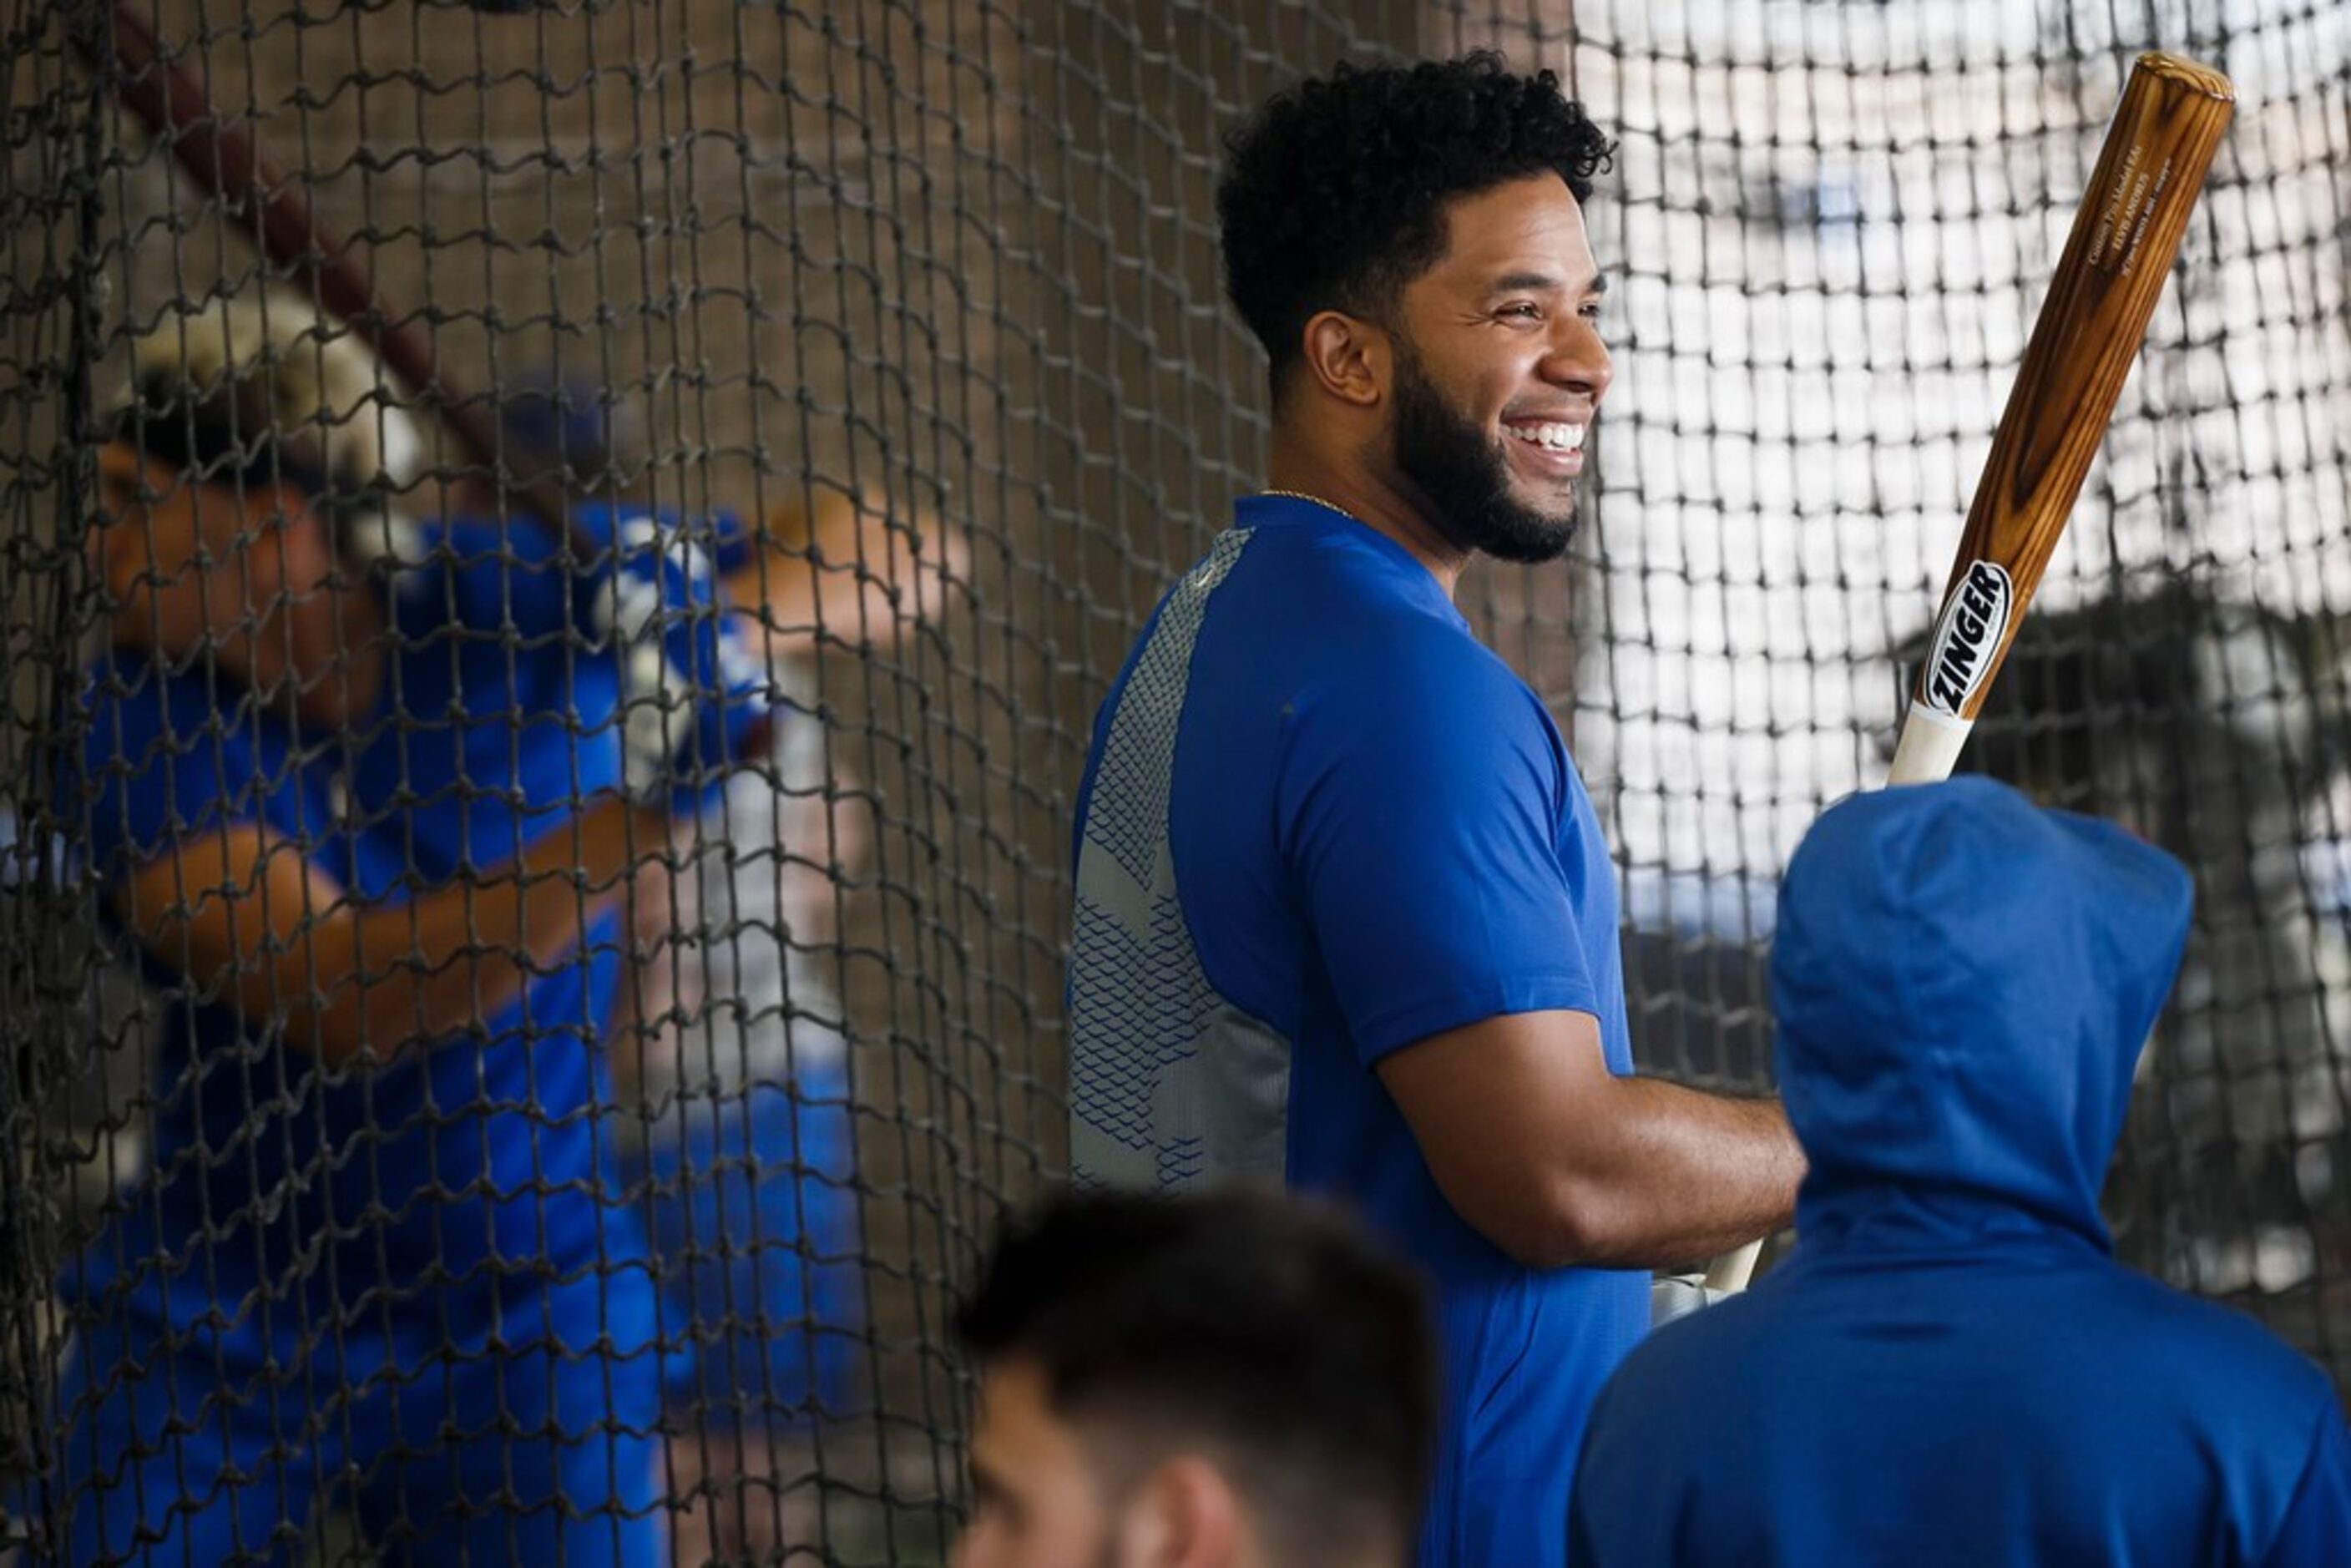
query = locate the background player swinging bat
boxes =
[1706,51,2235,1297]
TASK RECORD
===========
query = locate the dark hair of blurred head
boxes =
[954,1184,1437,1562]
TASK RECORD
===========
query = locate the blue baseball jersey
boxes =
[1069,493,1648,1567]
[67,512,654,1368]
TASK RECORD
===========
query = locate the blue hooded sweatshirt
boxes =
[1570,777,2351,1567]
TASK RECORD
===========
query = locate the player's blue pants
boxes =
[635,1062,866,1429]
[48,1291,663,1566]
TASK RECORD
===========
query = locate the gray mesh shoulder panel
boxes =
[1069,529,1292,1191]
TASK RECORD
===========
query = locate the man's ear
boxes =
[1296,310,1388,410]
[1112,1454,1246,1568]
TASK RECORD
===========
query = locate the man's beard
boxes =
[1390,340,1580,564]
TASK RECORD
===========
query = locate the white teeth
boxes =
[1508,421,1587,452]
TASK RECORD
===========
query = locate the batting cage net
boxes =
[1,0,2346,1560]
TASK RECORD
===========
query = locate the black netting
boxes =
[0,2,2345,1561]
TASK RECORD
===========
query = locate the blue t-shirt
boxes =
[66,513,654,1372]
[1069,493,1648,1567]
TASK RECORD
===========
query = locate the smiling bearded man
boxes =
[1062,54,1804,1568]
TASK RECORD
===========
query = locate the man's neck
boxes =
[1264,432,1469,598]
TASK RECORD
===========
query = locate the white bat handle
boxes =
[1703,1237,1765,1293]
[1887,705,1974,787]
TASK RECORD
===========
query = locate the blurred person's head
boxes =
[1216,55,1615,563]
[93,444,378,731]
[952,1186,1435,1568]
[96,290,426,731]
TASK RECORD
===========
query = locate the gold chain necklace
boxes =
[1259,488,1361,524]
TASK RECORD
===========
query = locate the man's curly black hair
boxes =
[1217,53,1614,387]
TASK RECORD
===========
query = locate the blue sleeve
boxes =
[425,513,579,641]
[1276,648,1598,1062]
[70,664,264,881]
[2262,1408,2351,1568]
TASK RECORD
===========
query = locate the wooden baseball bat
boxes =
[1705,52,2233,1299]
[1886,51,2234,787]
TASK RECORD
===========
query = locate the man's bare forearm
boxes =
[1380,1010,1805,1272]
[1545,1075,1802,1269]
[123,795,668,1064]
[333,797,663,1059]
